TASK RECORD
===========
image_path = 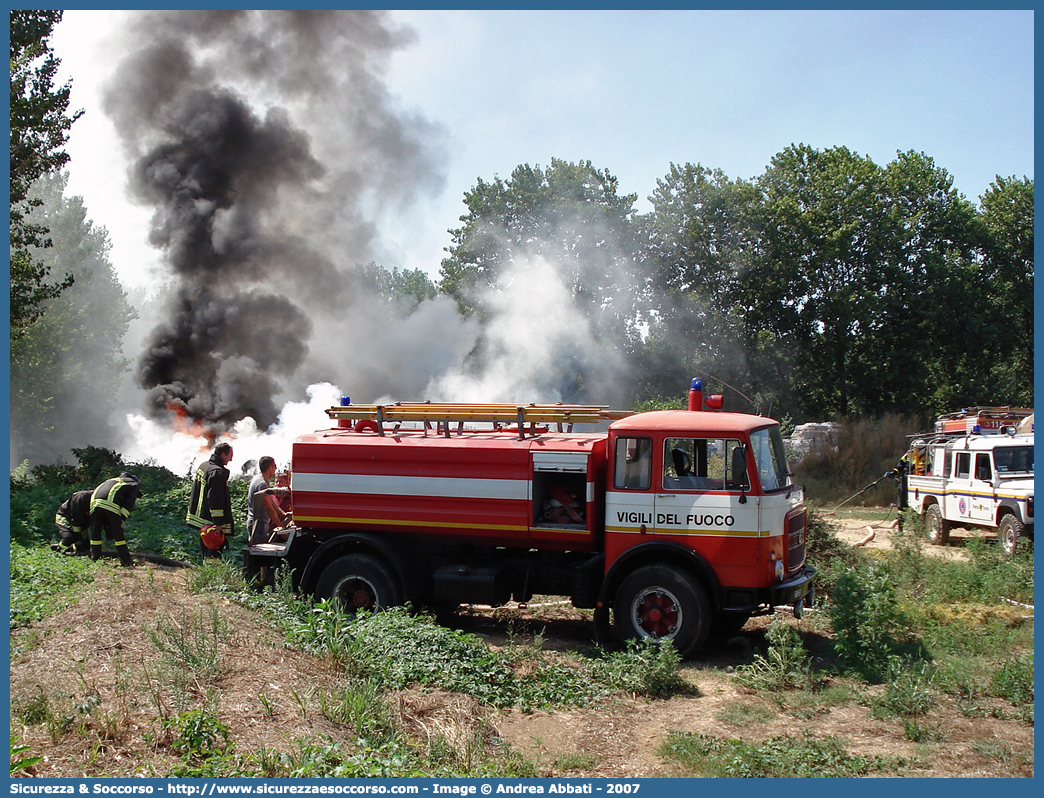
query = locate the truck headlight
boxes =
[770,552,784,581]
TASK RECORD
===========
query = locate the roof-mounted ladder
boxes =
[325,402,633,439]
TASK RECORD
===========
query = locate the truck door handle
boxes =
[657,494,677,499]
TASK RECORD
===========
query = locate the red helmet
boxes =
[199,524,226,550]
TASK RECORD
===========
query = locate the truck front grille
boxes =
[787,510,806,572]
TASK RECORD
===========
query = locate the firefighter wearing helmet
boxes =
[187,442,235,558]
[89,472,142,566]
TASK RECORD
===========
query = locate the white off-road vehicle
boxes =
[905,408,1033,555]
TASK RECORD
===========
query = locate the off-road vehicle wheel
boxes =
[924,503,950,545]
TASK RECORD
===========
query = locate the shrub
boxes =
[594,638,688,698]
[164,708,231,759]
[828,563,909,682]
[804,511,866,599]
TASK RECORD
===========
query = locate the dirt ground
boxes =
[9,513,1034,779]
[827,509,996,559]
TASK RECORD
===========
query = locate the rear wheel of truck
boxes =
[613,564,710,657]
[924,503,950,545]
[998,514,1025,557]
[315,553,401,614]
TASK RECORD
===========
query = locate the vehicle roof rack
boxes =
[325,402,634,439]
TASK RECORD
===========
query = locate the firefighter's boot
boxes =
[90,542,103,561]
[116,544,134,567]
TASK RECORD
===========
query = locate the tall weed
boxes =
[147,605,227,685]
[991,653,1034,707]
[733,619,816,692]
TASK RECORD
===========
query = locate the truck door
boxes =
[969,452,996,523]
[948,450,974,522]
[604,436,656,538]
[655,437,760,540]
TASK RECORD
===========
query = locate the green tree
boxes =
[975,176,1033,406]
[10,10,82,337]
[870,150,979,414]
[748,145,984,418]
[360,262,438,311]
[751,145,894,417]
[438,159,643,402]
[636,163,765,407]
[440,158,640,324]
[10,173,136,466]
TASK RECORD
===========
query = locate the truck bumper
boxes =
[722,565,816,613]
[768,565,816,606]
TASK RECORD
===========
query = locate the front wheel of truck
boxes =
[315,553,402,615]
[613,564,711,657]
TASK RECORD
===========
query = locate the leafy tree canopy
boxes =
[10,10,83,337]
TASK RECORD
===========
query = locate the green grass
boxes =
[9,544,100,629]
[280,600,689,711]
[716,701,774,727]
[659,730,911,777]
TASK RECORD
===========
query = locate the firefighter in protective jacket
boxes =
[187,442,234,558]
[55,489,93,555]
[89,473,142,566]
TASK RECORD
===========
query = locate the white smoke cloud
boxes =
[424,254,627,403]
[123,381,344,476]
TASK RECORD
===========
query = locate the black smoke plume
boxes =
[103,10,444,432]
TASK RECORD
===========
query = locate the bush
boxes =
[804,511,866,600]
[873,657,935,718]
[828,563,910,682]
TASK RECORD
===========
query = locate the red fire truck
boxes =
[248,379,814,656]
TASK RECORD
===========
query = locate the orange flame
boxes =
[166,404,217,450]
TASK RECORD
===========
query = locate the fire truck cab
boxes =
[905,407,1034,555]
[256,380,814,657]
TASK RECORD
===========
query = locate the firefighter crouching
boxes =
[89,472,143,566]
[54,489,93,555]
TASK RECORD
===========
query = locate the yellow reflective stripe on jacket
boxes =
[55,512,83,533]
[91,479,132,517]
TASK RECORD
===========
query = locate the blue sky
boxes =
[52,9,1034,291]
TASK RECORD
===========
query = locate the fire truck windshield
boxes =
[994,446,1034,476]
[750,426,791,492]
